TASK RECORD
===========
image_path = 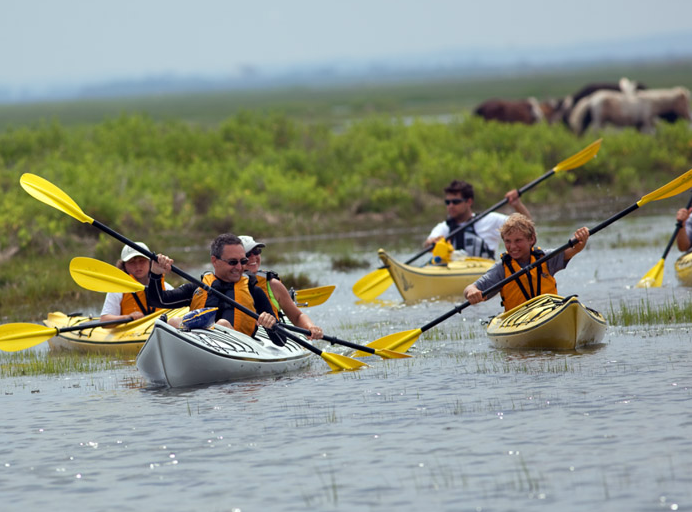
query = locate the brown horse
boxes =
[474,97,558,124]
[568,86,691,135]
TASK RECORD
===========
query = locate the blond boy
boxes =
[464,214,589,311]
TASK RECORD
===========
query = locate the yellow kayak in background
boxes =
[43,307,189,354]
[377,249,494,302]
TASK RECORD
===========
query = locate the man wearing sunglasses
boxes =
[424,179,530,260]
[145,233,280,341]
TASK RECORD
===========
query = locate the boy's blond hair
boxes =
[500,213,536,242]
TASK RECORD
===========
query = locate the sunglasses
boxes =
[219,257,249,267]
[246,247,262,257]
[445,198,467,205]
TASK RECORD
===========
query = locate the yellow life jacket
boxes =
[190,273,257,336]
[120,275,166,316]
[499,247,557,311]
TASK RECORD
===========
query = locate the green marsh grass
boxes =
[0,350,123,377]
[330,255,370,272]
[607,296,692,325]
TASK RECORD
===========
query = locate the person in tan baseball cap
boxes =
[100,242,172,324]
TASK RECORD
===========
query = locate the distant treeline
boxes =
[2,111,691,261]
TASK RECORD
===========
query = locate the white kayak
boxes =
[136,320,313,388]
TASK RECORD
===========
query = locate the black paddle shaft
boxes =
[660,192,692,260]
[402,169,557,266]
[417,202,640,335]
[58,317,134,333]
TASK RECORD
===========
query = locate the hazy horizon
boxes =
[3,0,692,95]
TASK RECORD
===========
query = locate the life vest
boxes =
[499,247,558,311]
[446,216,495,259]
[120,275,166,316]
[253,270,281,318]
[190,273,257,336]
[431,239,454,265]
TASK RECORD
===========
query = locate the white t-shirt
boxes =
[100,282,174,316]
[427,212,509,254]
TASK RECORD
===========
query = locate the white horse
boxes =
[568,86,691,135]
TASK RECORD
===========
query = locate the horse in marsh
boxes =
[474,97,559,124]
[554,77,647,126]
[568,86,691,135]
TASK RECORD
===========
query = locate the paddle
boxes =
[294,285,335,307]
[0,317,134,352]
[352,139,603,300]
[68,257,410,360]
[636,192,692,288]
[361,168,692,354]
[19,174,368,372]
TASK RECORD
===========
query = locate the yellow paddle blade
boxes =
[20,173,94,224]
[321,351,369,371]
[0,323,58,352]
[355,328,422,356]
[638,168,692,207]
[553,139,602,173]
[374,348,412,359]
[295,285,335,307]
[352,268,393,300]
[636,259,664,288]
[70,257,144,293]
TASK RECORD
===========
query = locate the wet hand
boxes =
[676,208,691,223]
[257,312,277,329]
[464,284,484,304]
[505,189,520,205]
[572,227,590,249]
[152,254,173,274]
[425,236,442,247]
[307,326,323,340]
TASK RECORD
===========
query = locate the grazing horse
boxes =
[568,86,691,135]
[554,77,647,125]
[474,98,558,125]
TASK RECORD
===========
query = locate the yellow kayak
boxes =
[674,251,692,286]
[43,308,189,354]
[486,294,607,350]
[378,249,494,302]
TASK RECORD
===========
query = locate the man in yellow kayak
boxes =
[424,180,531,260]
[146,233,280,340]
[240,235,324,340]
[463,214,589,311]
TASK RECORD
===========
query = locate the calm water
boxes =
[2,213,692,512]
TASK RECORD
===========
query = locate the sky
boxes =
[2,0,692,90]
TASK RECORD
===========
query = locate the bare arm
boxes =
[506,189,531,219]
[270,279,323,340]
[564,227,589,261]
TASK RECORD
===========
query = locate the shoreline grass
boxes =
[607,296,692,326]
[0,349,128,378]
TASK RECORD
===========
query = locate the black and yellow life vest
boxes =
[499,247,557,311]
[446,216,495,259]
[120,275,166,316]
[190,273,257,336]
